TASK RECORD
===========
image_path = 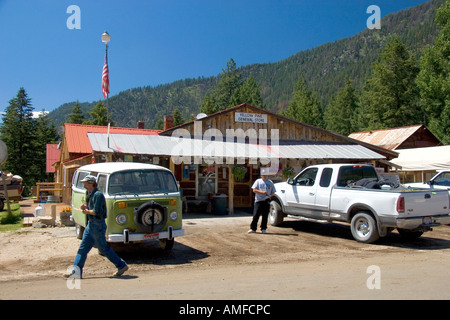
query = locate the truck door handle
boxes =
[425,194,431,199]
[309,192,315,196]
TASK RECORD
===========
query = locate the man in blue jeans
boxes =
[248,168,276,234]
[64,175,128,279]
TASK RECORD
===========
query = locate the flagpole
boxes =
[101,31,111,154]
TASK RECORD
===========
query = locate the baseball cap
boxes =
[81,175,97,183]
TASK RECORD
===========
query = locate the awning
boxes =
[87,133,386,161]
[390,145,450,171]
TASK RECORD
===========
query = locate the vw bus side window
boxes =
[75,172,89,190]
[97,174,107,194]
[108,170,178,195]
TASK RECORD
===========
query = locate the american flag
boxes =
[102,50,110,98]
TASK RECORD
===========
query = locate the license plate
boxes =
[144,233,159,239]
[422,216,433,225]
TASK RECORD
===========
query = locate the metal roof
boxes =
[64,123,161,154]
[349,125,423,150]
[88,133,385,160]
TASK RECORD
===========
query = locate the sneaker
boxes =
[261,229,267,234]
[63,269,81,279]
[113,265,129,277]
[247,229,256,234]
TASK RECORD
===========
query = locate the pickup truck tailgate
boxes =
[402,189,449,217]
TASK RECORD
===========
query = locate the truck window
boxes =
[433,172,450,186]
[319,168,333,187]
[294,168,318,186]
[337,166,378,187]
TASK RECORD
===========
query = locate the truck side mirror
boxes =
[287,178,294,185]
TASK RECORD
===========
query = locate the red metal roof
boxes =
[46,144,61,172]
[64,123,161,154]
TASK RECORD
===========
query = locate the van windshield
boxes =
[108,170,178,195]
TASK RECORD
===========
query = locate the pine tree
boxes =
[172,108,185,126]
[360,37,422,130]
[66,101,85,124]
[230,76,264,108]
[281,75,324,128]
[416,0,449,143]
[325,79,359,135]
[200,58,243,114]
[0,88,57,194]
[84,101,115,126]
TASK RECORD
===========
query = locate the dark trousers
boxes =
[250,200,270,231]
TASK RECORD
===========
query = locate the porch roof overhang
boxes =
[87,133,386,161]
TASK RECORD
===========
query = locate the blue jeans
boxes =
[73,219,126,276]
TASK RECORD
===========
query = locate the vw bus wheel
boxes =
[159,238,174,250]
[75,223,85,240]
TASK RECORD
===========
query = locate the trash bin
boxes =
[212,194,228,215]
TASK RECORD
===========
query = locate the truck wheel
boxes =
[159,238,174,250]
[269,201,284,226]
[75,223,85,240]
[397,228,423,240]
[350,212,379,243]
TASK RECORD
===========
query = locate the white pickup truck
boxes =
[405,170,450,192]
[269,164,450,243]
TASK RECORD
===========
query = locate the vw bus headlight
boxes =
[169,210,178,221]
[115,213,128,225]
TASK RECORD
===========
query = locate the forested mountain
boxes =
[48,0,444,129]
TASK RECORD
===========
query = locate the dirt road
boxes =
[1,213,449,300]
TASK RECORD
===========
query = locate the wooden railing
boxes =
[35,182,63,202]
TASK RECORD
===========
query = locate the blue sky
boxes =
[0,0,429,113]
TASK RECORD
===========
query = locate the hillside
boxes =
[48,0,444,128]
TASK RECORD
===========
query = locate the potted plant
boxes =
[282,167,295,180]
[59,206,74,226]
[232,166,247,182]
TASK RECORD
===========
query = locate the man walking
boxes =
[248,168,276,234]
[64,175,128,279]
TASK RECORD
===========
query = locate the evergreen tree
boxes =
[66,101,85,124]
[281,75,324,128]
[325,79,359,135]
[200,58,243,114]
[230,76,264,108]
[84,101,115,126]
[360,36,422,130]
[172,108,185,126]
[416,0,450,143]
[0,88,57,193]
[33,112,58,182]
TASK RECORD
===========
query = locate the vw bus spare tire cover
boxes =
[133,201,168,234]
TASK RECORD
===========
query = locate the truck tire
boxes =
[350,212,380,243]
[269,201,284,226]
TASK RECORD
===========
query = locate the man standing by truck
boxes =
[248,168,276,234]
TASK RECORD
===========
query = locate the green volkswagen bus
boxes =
[71,162,184,250]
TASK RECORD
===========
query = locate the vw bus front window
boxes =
[108,170,178,195]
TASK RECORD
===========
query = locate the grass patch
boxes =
[0,203,23,232]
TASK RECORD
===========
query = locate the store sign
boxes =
[235,112,267,124]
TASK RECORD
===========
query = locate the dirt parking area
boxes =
[0,205,450,300]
